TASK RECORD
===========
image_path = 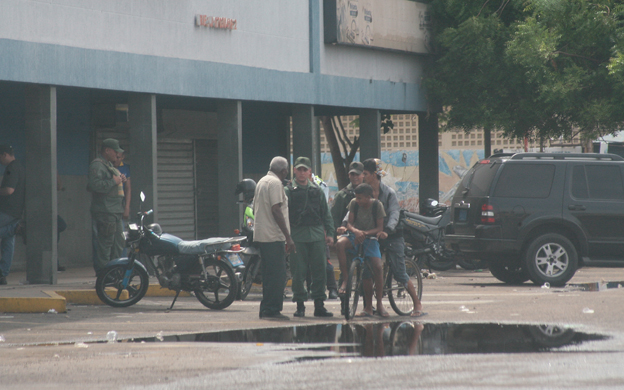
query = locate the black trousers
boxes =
[258,241,287,316]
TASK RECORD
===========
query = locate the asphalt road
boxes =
[2,266,624,389]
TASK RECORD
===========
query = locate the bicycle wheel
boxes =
[387,257,423,316]
[344,259,362,320]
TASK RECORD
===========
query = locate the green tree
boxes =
[426,0,624,147]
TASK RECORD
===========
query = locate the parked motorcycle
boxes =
[405,199,487,271]
[401,199,457,271]
[95,192,243,310]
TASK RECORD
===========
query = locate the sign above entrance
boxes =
[195,14,237,30]
[323,0,430,54]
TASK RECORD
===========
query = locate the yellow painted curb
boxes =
[54,289,126,305]
[0,291,66,313]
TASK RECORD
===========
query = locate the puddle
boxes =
[124,322,608,359]
[568,281,624,292]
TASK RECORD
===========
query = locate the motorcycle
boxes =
[95,192,243,310]
[403,199,487,271]
[401,199,457,271]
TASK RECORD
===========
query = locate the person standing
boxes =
[330,161,364,232]
[88,139,126,273]
[254,156,295,320]
[0,145,24,285]
[286,157,335,318]
[360,158,425,317]
[328,161,364,296]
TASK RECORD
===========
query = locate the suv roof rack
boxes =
[488,153,516,159]
[510,153,624,161]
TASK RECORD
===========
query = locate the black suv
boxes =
[447,153,624,286]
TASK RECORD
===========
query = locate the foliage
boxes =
[426,0,624,143]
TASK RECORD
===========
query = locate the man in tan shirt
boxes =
[254,156,295,320]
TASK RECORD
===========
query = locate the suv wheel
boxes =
[524,233,578,287]
[489,261,530,285]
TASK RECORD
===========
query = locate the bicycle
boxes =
[342,237,423,320]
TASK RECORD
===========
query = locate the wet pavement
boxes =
[2,265,624,389]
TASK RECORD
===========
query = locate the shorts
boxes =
[345,233,382,259]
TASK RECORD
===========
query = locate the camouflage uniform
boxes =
[88,157,125,272]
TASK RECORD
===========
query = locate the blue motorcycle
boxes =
[95,192,243,310]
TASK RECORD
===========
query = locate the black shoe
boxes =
[294,302,305,317]
[314,299,333,317]
[260,311,290,321]
[0,276,7,285]
[57,266,66,272]
[328,289,339,300]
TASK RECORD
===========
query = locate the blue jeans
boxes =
[0,212,19,277]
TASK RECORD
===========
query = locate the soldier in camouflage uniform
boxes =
[88,138,127,272]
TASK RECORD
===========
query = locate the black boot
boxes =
[294,301,305,317]
[314,299,333,317]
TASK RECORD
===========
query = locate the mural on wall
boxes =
[320,149,485,211]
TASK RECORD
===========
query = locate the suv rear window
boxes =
[460,161,501,196]
[493,164,555,198]
[572,165,624,200]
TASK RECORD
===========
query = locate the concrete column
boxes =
[24,85,57,284]
[359,109,381,161]
[128,94,158,219]
[418,113,440,205]
[309,0,321,73]
[292,105,321,174]
[217,100,242,236]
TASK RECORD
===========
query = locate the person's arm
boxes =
[89,162,120,193]
[123,177,132,220]
[271,203,296,253]
[320,191,335,244]
[384,190,400,233]
[330,191,345,232]
[0,165,17,196]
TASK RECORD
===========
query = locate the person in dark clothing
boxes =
[0,145,25,285]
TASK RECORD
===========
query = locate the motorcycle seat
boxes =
[178,236,246,255]
[403,210,444,226]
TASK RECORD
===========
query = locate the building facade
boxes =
[0,0,434,283]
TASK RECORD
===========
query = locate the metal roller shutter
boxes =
[157,139,196,240]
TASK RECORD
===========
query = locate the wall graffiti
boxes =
[320,149,485,211]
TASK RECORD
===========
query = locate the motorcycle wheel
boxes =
[195,258,239,310]
[423,253,455,271]
[457,255,489,271]
[238,255,260,300]
[95,264,149,308]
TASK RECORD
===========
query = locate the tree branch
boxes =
[553,51,601,63]
[477,0,491,17]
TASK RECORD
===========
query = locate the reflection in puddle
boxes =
[568,281,624,292]
[126,322,608,359]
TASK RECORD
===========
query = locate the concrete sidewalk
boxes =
[0,267,193,313]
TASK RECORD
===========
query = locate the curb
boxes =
[0,284,192,313]
[0,291,67,314]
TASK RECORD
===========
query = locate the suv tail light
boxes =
[481,203,495,224]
